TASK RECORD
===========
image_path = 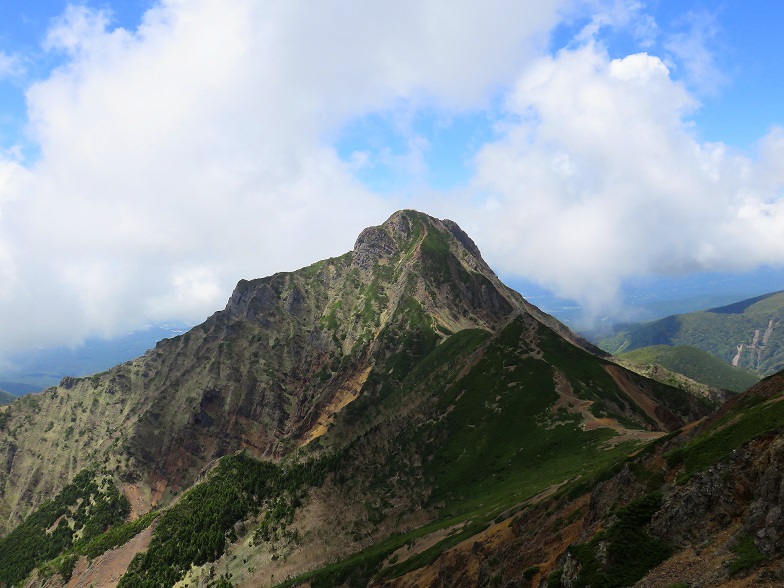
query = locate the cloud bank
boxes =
[0,0,568,352]
[0,0,783,355]
[469,42,784,316]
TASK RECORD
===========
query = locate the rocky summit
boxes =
[0,210,739,588]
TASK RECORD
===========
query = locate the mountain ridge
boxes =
[617,344,759,394]
[0,210,712,588]
[598,290,784,377]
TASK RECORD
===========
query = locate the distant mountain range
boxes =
[0,322,192,393]
[616,344,759,394]
[597,290,784,380]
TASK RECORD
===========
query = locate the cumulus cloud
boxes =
[466,41,784,318]
[2,0,782,355]
[0,0,570,353]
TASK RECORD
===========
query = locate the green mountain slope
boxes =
[598,290,784,376]
[352,370,784,588]
[619,345,759,393]
[0,389,16,405]
[0,211,712,588]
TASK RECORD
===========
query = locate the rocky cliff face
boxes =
[0,210,715,588]
[0,210,538,531]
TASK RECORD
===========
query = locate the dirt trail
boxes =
[551,368,664,446]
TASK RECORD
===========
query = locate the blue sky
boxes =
[333,1,784,194]
[0,0,783,354]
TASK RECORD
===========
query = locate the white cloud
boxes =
[2,0,781,352]
[576,0,658,47]
[664,10,728,95]
[465,42,784,318]
[44,5,113,56]
[0,0,571,354]
[0,51,23,79]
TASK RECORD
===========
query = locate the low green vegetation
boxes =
[0,469,131,587]
[666,391,784,479]
[567,493,673,587]
[547,569,564,587]
[728,534,767,576]
[620,345,759,392]
[119,452,340,588]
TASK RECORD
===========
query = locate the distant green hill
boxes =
[0,389,16,405]
[619,345,759,393]
[598,290,784,376]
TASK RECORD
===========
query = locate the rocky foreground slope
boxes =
[389,370,784,588]
[0,210,712,587]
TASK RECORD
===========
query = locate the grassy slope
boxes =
[620,345,759,392]
[426,317,630,519]
[269,317,708,588]
[598,291,784,376]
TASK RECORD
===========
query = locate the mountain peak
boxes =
[0,210,716,588]
[353,209,487,272]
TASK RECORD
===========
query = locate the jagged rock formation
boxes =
[0,210,713,588]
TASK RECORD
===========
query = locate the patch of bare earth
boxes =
[65,523,154,588]
[634,524,783,587]
[122,483,152,520]
[381,524,464,571]
[300,365,373,445]
[551,368,664,447]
